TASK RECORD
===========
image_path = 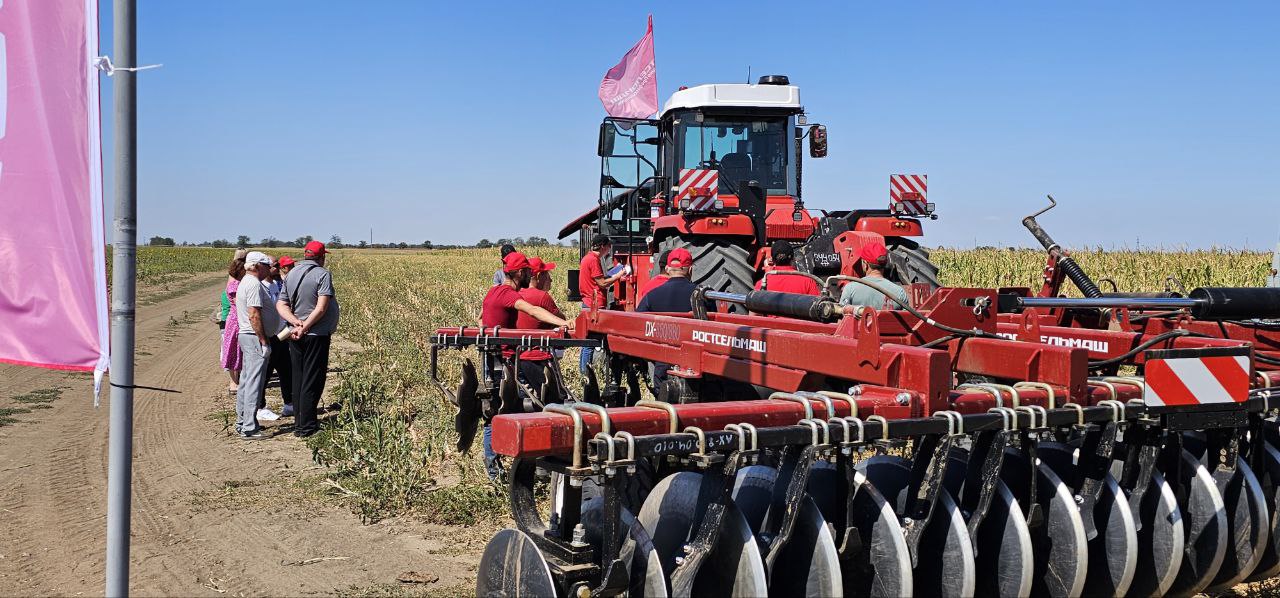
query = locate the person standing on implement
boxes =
[277,240,341,438]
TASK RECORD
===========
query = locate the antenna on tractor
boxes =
[747,65,752,84]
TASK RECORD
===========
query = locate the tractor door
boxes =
[596,118,661,259]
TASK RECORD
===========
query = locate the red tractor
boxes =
[559,75,940,307]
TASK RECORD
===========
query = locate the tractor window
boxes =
[678,116,794,196]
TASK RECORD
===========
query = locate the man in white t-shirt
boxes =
[235,252,280,439]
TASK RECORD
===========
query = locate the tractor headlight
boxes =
[680,199,692,209]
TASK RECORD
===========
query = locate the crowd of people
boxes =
[217,240,340,440]
[475,235,907,478]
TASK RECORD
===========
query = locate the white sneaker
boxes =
[257,408,281,421]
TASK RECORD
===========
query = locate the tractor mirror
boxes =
[809,125,828,158]
[598,122,617,157]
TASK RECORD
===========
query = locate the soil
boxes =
[0,273,486,596]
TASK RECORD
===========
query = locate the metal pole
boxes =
[1015,297,1200,310]
[104,0,137,595]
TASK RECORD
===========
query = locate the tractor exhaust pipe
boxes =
[1023,195,1104,298]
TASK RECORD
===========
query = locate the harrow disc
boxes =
[859,455,975,598]
[1125,469,1185,597]
[475,528,557,598]
[732,465,843,596]
[453,359,480,451]
[1036,442,1138,596]
[580,497,668,597]
[637,471,768,597]
[1166,448,1228,596]
[808,463,913,598]
[1205,457,1270,592]
[1000,447,1088,598]
[942,450,1032,598]
[1245,437,1280,582]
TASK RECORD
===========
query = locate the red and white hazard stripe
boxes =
[890,174,928,214]
[676,168,719,211]
[1143,352,1251,406]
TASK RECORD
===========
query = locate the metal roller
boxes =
[637,471,769,597]
[859,455,976,598]
[1165,449,1228,596]
[731,465,843,596]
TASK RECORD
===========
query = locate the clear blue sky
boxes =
[99,2,1279,249]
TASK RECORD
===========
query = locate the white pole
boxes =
[104,0,137,594]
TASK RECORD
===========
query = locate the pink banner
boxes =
[0,0,108,377]
[598,15,658,119]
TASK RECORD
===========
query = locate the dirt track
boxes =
[0,273,479,596]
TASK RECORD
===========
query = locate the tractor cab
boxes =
[561,75,937,308]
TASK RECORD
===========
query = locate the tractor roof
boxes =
[660,82,802,117]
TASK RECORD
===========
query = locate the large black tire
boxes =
[652,236,755,294]
[886,238,941,290]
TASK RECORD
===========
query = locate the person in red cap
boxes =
[480,251,573,479]
[513,257,564,392]
[276,239,340,437]
[578,234,628,376]
[637,248,714,389]
[277,255,296,278]
[756,240,820,296]
[839,240,909,310]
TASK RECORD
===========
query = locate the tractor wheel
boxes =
[653,237,755,310]
[887,239,941,290]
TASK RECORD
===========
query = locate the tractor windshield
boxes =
[677,115,795,196]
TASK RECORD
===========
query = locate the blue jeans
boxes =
[579,302,595,375]
[482,425,500,481]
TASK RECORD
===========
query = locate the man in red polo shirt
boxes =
[578,234,628,375]
[756,240,820,295]
[514,257,564,393]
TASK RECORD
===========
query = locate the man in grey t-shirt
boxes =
[235,252,278,439]
[277,240,340,437]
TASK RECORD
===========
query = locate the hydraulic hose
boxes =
[1087,330,1205,368]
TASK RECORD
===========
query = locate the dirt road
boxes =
[0,274,480,596]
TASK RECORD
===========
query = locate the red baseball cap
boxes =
[277,255,296,267]
[503,251,531,272]
[529,257,557,274]
[304,240,327,257]
[858,241,889,263]
[667,248,693,268]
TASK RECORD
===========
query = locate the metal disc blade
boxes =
[1166,449,1228,596]
[1036,443,1138,596]
[1205,458,1271,592]
[1245,439,1280,582]
[581,497,668,597]
[843,469,913,598]
[1002,448,1088,597]
[1125,469,1185,598]
[639,471,767,597]
[732,465,842,596]
[475,528,557,598]
[973,483,1034,598]
[858,455,975,598]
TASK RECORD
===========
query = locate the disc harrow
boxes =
[431,261,1280,596]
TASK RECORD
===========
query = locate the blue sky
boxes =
[99,2,1279,249]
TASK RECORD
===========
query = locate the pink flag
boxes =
[0,0,109,380]
[598,15,658,119]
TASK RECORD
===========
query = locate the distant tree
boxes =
[294,235,313,248]
[212,239,231,248]
[496,238,513,247]
[512,237,526,246]
[328,234,343,249]
[477,238,493,249]
[527,236,550,247]
[358,240,368,249]
[397,242,409,249]
[261,237,280,248]
[422,240,433,249]
[569,238,580,248]
[147,236,175,246]
[236,235,251,247]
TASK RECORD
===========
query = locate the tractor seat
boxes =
[719,152,751,187]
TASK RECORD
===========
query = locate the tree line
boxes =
[147,234,577,250]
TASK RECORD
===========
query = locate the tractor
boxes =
[559,75,940,307]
